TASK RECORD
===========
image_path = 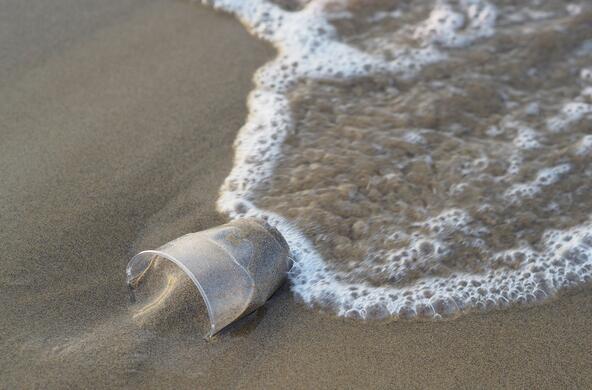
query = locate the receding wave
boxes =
[203,0,592,319]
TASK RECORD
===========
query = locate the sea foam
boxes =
[204,0,592,320]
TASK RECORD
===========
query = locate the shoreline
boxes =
[1,0,591,388]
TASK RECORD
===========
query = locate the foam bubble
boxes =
[513,126,542,150]
[413,0,496,48]
[547,102,592,132]
[504,164,572,204]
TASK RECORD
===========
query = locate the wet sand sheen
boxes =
[1,0,591,388]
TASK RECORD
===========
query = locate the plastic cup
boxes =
[126,218,291,337]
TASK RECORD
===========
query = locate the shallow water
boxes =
[205,0,592,320]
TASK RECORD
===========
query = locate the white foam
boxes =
[402,131,427,145]
[566,3,583,16]
[575,135,592,156]
[504,164,572,204]
[413,0,497,48]
[203,0,592,320]
[547,102,592,132]
[512,126,543,150]
[367,9,402,23]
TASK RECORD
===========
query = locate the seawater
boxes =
[203,0,592,319]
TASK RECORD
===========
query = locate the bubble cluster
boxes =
[504,164,572,204]
[413,0,497,48]
[576,135,592,156]
[547,102,592,132]
[205,0,592,320]
[512,127,542,150]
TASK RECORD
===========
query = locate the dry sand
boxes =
[1,0,591,388]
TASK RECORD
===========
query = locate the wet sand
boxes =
[1,0,591,388]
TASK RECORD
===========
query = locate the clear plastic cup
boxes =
[126,218,291,338]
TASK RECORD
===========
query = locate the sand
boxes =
[1,0,591,388]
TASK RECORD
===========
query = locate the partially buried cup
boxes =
[126,218,291,338]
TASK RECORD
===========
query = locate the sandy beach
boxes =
[1,0,591,388]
